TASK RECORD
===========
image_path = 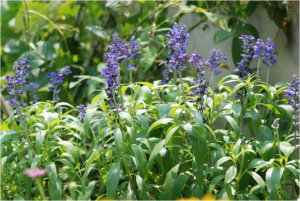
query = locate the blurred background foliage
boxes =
[1,0,291,107]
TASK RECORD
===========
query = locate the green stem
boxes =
[179,71,185,103]
[275,129,281,155]
[35,178,47,201]
[266,67,270,83]
[173,70,177,85]
[111,89,119,115]
[210,73,215,123]
[118,76,123,107]
[256,59,261,78]
[129,71,133,96]
[238,150,245,184]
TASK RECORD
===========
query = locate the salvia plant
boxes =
[1,23,299,200]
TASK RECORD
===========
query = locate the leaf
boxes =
[140,46,157,72]
[223,115,239,135]
[225,166,237,183]
[119,112,134,125]
[132,144,148,179]
[172,173,189,199]
[208,175,224,193]
[36,130,46,154]
[214,29,236,44]
[114,128,123,149]
[216,156,232,167]
[161,164,180,200]
[86,26,108,40]
[148,139,165,169]
[147,118,173,135]
[279,141,294,158]
[21,51,45,68]
[58,140,79,164]
[165,126,180,145]
[37,41,56,60]
[248,171,265,189]
[257,125,273,142]
[106,164,120,198]
[0,130,19,143]
[82,163,96,193]
[47,162,62,200]
[266,167,284,199]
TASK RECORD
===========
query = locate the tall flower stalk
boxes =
[205,49,227,121]
[235,35,255,78]
[5,56,39,118]
[160,23,190,102]
[286,74,299,157]
[47,66,72,103]
[189,52,208,117]
[253,37,277,82]
[101,33,126,111]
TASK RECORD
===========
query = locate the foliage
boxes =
[1,0,292,107]
[1,68,299,200]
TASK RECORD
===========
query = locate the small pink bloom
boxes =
[24,167,47,178]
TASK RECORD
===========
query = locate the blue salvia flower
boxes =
[76,104,86,122]
[47,66,72,101]
[27,83,40,103]
[205,48,227,74]
[101,33,125,89]
[189,51,208,114]
[161,23,190,84]
[286,74,299,150]
[124,36,141,71]
[5,56,39,114]
[253,37,277,66]
[235,35,255,77]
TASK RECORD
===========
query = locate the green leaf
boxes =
[36,130,46,154]
[216,156,232,167]
[47,162,62,200]
[161,164,180,200]
[147,118,173,135]
[208,175,224,193]
[0,130,19,143]
[106,164,120,198]
[37,41,56,60]
[223,115,240,135]
[214,29,236,44]
[114,128,123,149]
[279,141,294,158]
[165,126,180,145]
[257,125,273,142]
[86,26,108,40]
[148,139,165,169]
[140,46,157,72]
[21,51,45,68]
[58,140,79,165]
[132,144,148,179]
[172,173,189,199]
[248,171,265,189]
[225,166,237,183]
[266,167,284,199]
[82,163,96,193]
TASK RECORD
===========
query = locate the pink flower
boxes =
[24,167,47,178]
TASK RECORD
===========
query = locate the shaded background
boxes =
[1,1,299,113]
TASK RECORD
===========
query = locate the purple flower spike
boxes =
[76,104,86,122]
[161,23,190,83]
[205,49,227,74]
[47,66,72,101]
[235,35,255,77]
[24,167,47,178]
[124,36,141,71]
[253,37,277,67]
[5,57,40,114]
[189,51,208,114]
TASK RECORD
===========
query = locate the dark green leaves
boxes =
[140,46,157,72]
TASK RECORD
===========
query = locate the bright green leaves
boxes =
[257,125,273,142]
[266,167,284,199]
[106,164,121,198]
[225,166,237,183]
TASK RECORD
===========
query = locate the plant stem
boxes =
[173,70,177,85]
[118,76,123,107]
[129,71,133,96]
[293,117,298,159]
[266,67,270,83]
[256,59,261,78]
[179,71,186,103]
[111,89,119,114]
[275,128,281,155]
[35,178,47,201]
[210,72,215,123]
